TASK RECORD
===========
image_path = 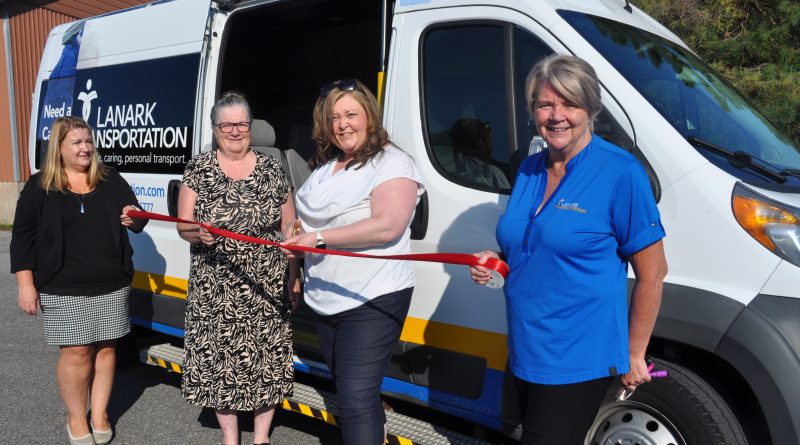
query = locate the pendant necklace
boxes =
[76,193,86,214]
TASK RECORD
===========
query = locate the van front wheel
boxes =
[586,358,747,445]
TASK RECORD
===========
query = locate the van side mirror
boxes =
[167,179,181,217]
[410,190,429,240]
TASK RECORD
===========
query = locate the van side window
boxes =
[421,23,553,192]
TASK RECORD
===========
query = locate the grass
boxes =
[0,224,11,230]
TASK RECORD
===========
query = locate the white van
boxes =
[29,0,800,443]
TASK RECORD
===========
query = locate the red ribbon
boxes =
[128,210,509,283]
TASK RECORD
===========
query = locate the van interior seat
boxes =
[288,123,316,162]
[285,123,315,190]
[250,118,292,185]
[251,118,277,147]
[251,119,312,191]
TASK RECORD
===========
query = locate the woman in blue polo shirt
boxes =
[471,54,668,445]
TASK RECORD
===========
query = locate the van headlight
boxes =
[732,183,800,267]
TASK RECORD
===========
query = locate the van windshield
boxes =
[560,10,800,187]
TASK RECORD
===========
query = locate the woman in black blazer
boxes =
[10,116,146,445]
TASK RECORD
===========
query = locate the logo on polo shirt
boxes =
[555,199,587,214]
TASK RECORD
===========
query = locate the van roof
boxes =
[394,0,687,50]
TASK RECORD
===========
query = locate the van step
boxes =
[141,343,494,445]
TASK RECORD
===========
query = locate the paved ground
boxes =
[0,230,343,444]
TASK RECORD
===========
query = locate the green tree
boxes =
[636,0,800,143]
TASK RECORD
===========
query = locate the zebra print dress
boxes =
[181,150,293,410]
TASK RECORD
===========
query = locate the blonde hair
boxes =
[39,116,106,192]
[310,79,390,170]
[525,54,603,131]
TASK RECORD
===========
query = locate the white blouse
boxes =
[295,145,425,315]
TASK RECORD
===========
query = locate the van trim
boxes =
[651,281,745,352]
[130,288,186,332]
[131,272,509,370]
[716,293,800,444]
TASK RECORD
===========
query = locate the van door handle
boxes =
[167,179,181,217]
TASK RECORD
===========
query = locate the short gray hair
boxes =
[210,90,252,125]
[525,55,602,130]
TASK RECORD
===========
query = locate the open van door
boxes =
[29,0,213,337]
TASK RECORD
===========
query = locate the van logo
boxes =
[555,199,587,214]
[77,79,98,121]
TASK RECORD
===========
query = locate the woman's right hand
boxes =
[18,284,40,316]
[470,250,500,285]
[281,232,315,259]
[197,226,216,246]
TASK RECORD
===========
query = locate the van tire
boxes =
[586,358,747,445]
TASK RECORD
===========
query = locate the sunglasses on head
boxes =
[319,79,363,98]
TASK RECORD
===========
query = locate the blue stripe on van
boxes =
[294,358,504,429]
[380,372,503,429]
[131,316,185,337]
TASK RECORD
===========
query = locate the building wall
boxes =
[0,10,14,183]
[0,0,149,224]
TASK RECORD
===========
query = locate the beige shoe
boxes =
[67,424,96,445]
[90,421,113,445]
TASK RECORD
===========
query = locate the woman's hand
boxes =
[16,271,39,315]
[621,355,651,391]
[18,283,39,316]
[281,232,316,258]
[288,267,302,312]
[470,250,500,285]
[197,226,216,246]
[120,205,138,227]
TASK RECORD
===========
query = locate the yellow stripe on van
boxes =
[401,317,508,371]
[132,271,188,299]
[133,271,508,370]
[377,71,385,104]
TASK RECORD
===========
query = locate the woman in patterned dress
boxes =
[176,92,300,445]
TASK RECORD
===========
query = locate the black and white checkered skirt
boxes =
[40,287,131,346]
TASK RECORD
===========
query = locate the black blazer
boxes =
[10,167,147,289]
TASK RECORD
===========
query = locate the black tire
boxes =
[586,358,747,445]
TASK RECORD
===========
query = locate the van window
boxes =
[560,10,800,187]
[421,23,553,192]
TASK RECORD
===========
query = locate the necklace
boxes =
[75,193,86,214]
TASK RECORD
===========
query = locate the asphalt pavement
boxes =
[0,230,342,445]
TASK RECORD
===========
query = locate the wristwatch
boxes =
[315,231,326,249]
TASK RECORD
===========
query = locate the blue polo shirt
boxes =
[497,135,665,384]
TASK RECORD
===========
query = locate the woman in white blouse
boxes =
[284,79,424,445]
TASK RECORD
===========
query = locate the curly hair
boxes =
[310,79,390,170]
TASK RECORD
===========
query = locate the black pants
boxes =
[316,287,413,445]
[509,372,614,445]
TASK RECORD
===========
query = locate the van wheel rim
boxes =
[588,401,685,445]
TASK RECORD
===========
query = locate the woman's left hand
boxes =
[470,250,500,285]
[120,205,138,227]
[621,355,651,391]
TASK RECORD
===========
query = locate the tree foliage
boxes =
[635,0,800,143]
